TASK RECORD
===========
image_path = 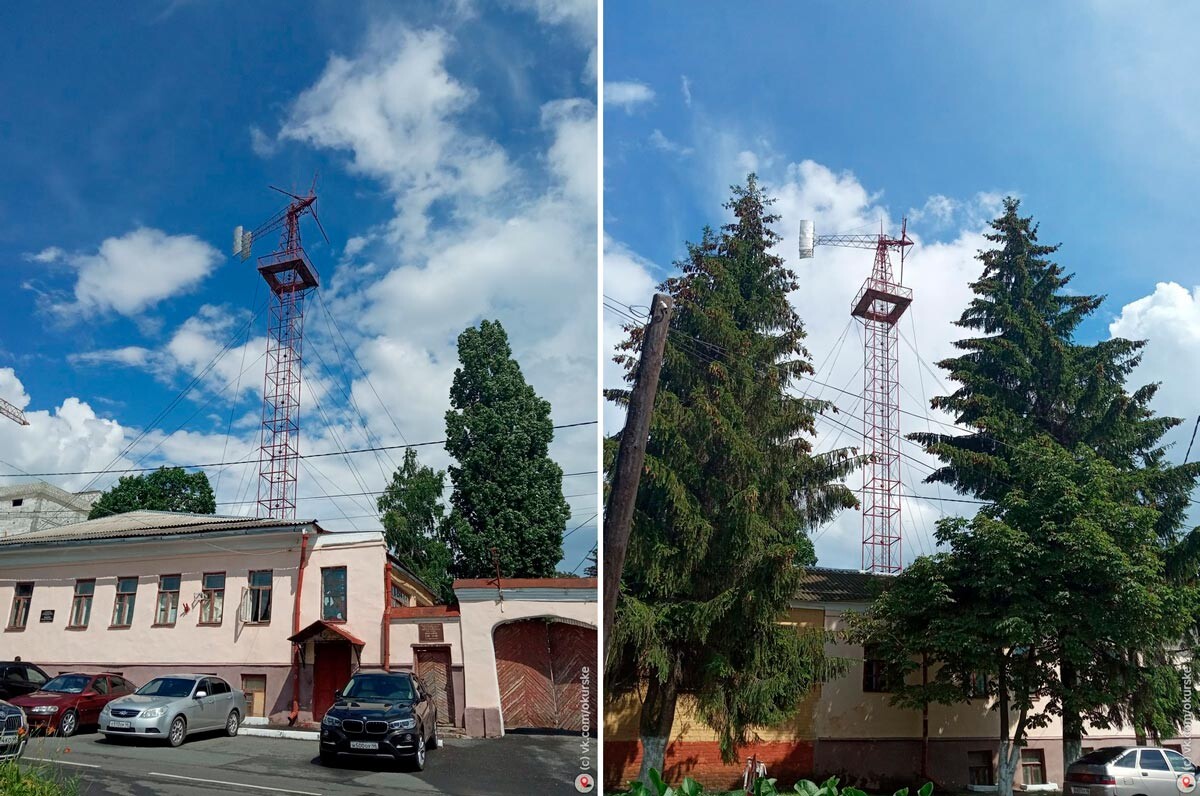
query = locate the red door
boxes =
[312,643,351,720]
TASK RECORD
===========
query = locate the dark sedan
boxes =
[319,672,438,771]
[0,661,50,701]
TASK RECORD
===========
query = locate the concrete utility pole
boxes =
[602,292,673,649]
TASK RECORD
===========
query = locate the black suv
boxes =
[0,662,50,701]
[319,672,438,770]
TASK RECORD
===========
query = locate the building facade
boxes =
[605,567,1167,790]
[0,510,598,738]
[0,483,100,539]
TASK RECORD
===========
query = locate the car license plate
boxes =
[108,720,132,729]
[1071,788,1089,795]
[349,741,378,750]
[0,736,14,746]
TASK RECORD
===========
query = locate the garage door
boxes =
[494,619,597,732]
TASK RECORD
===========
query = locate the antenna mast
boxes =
[234,178,328,520]
[798,218,913,574]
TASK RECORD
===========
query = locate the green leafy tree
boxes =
[909,198,1200,766]
[377,448,454,602]
[442,319,570,579]
[607,176,861,782]
[89,466,216,519]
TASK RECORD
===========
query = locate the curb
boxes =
[241,727,319,741]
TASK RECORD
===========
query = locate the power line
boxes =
[0,421,598,479]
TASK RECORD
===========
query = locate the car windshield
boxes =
[40,675,91,694]
[340,674,414,702]
[135,678,195,698]
[1074,747,1133,765]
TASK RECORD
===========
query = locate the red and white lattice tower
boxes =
[233,183,327,519]
[798,219,913,573]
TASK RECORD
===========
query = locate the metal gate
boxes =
[494,619,596,732]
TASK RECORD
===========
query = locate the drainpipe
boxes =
[382,562,391,672]
[288,530,310,725]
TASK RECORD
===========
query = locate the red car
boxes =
[11,672,138,737]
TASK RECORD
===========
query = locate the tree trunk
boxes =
[637,662,680,784]
[1061,658,1083,767]
[998,661,1014,796]
[921,653,930,781]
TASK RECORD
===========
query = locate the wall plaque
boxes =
[39,610,54,623]
[418,623,444,642]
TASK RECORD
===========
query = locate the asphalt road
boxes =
[18,729,590,795]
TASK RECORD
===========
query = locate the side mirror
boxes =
[194,690,207,699]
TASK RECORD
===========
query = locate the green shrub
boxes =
[0,760,79,796]
[619,769,935,796]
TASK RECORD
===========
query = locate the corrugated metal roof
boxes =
[794,567,889,603]
[0,510,314,547]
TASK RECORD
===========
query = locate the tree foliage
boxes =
[442,319,570,579]
[377,448,454,602]
[607,175,862,775]
[89,467,216,520]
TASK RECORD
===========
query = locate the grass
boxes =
[0,758,80,796]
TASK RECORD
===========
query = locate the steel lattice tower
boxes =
[234,184,326,519]
[799,219,913,573]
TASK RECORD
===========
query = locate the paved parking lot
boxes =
[18,729,589,795]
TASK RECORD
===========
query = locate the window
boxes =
[322,567,347,621]
[247,570,272,624]
[7,583,32,629]
[861,645,898,693]
[1020,749,1046,786]
[1166,749,1197,772]
[155,575,180,626]
[1113,751,1137,769]
[111,576,138,627]
[200,573,225,624]
[1140,749,1171,771]
[91,677,109,695]
[967,750,994,786]
[390,582,410,608]
[967,671,990,697]
[10,499,22,507]
[110,677,133,694]
[209,678,230,694]
[69,579,94,628]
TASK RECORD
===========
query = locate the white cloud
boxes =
[604,81,655,112]
[249,125,278,158]
[649,129,693,157]
[68,346,165,369]
[681,74,692,107]
[51,228,221,318]
[24,247,65,264]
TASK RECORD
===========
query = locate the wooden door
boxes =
[548,622,596,733]
[242,675,267,718]
[415,647,454,726]
[312,643,351,721]
[494,620,557,730]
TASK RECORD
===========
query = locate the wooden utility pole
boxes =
[602,293,673,647]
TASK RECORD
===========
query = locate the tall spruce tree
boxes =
[909,198,1200,766]
[442,320,570,579]
[607,176,861,781]
[377,448,454,602]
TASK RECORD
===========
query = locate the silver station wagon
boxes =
[1066,746,1200,796]
[99,674,246,747]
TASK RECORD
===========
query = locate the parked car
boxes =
[99,674,245,747]
[319,671,438,771]
[0,661,50,701]
[0,699,28,762]
[1066,746,1199,795]
[10,672,137,737]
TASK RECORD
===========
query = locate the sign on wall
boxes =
[39,610,54,623]
[418,623,444,643]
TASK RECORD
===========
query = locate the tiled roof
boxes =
[0,510,315,547]
[794,567,889,603]
[453,577,597,590]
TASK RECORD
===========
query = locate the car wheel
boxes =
[167,716,187,747]
[410,732,426,771]
[58,709,79,738]
[319,750,337,766]
[225,710,240,737]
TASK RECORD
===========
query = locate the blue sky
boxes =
[0,0,598,573]
[603,1,1200,568]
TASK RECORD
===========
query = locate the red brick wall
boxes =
[605,740,815,790]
